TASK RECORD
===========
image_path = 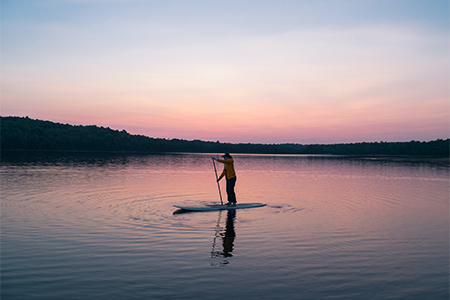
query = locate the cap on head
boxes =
[222,153,232,158]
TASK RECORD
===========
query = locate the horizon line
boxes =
[2,115,449,146]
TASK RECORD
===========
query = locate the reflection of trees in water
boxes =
[211,210,236,266]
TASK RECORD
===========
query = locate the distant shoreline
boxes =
[2,116,449,157]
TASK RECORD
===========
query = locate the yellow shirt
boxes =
[217,158,236,180]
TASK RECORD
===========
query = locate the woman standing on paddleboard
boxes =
[214,153,237,206]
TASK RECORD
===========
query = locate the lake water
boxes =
[1,152,449,300]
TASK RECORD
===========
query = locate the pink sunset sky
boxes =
[1,0,449,144]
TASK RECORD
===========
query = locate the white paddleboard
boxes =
[173,203,266,211]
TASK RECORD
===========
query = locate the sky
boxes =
[1,0,449,144]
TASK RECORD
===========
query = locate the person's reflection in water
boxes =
[222,209,236,257]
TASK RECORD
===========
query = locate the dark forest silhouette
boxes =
[1,116,449,156]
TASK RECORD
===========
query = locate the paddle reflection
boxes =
[211,210,236,266]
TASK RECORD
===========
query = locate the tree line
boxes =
[1,116,449,156]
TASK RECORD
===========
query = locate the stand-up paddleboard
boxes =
[174,203,266,212]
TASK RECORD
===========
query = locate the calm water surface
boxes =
[1,152,449,299]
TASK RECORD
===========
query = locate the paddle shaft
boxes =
[212,159,223,205]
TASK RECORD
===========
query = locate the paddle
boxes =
[212,158,223,205]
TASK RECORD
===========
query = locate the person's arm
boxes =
[217,169,226,181]
[216,158,232,164]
